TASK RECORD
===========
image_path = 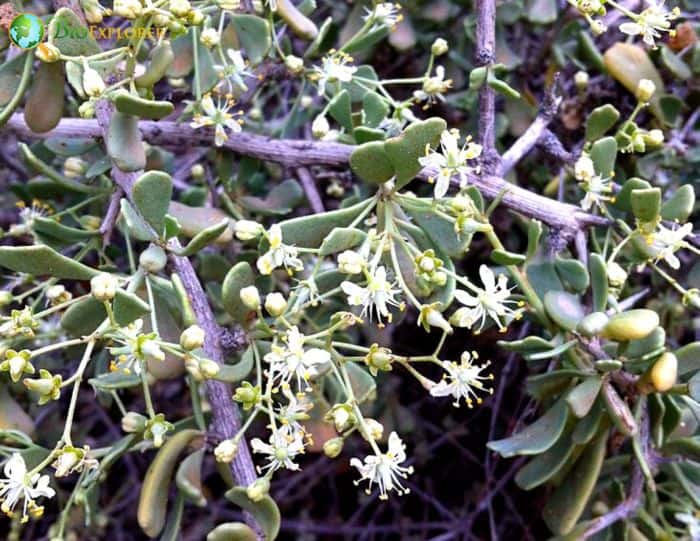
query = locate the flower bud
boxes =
[79,100,95,119]
[364,343,393,376]
[246,477,270,502]
[82,65,106,97]
[233,382,261,410]
[214,439,238,463]
[300,95,313,108]
[326,403,355,433]
[337,250,365,274]
[607,261,628,288]
[590,19,607,36]
[364,418,384,441]
[312,115,330,139]
[574,70,589,91]
[645,129,664,146]
[53,446,87,478]
[184,356,204,381]
[141,338,165,363]
[198,358,220,378]
[169,0,191,16]
[601,309,659,342]
[46,284,72,305]
[113,0,142,18]
[121,411,147,433]
[264,293,287,317]
[431,38,448,56]
[235,220,264,241]
[139,244,167,273]
[91,273,119,302]
[189,9,204,24]
[36,43,61,63]
[240,285,260,310]
[190,164,205,180]
[24,369,62,405]
[200,28,220,48]
[574,154,595,182]
[285,55,304,74]
[0,349,34,383]
[649,352,677,392]
[63,157,86,179]
[576,311,609,337]
[418,305,453,334]
[636,79,656,103]
[0,291,13,307]
[180,325,205,351]
[323,437,344,458]
[431,271,447,287]
[145,414,173,447]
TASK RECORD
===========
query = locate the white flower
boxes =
[418,129,482,198]
[341,266,401,324]
[413,66,452,106]
[0,453,55,523]
[235,219,263,241]
[451,265,522,333]
[190,94,243,147]
[619,1,680,47]
[200,28,220,48]
[108,319,164,375]
[313,52,357,96]
[82,65,105,97]
[216,49,253,91]
[276,388,312,437]
[263,327,330,389]
[214,439,238,463]
[264,292,287,317]
[91,272,119,302]
[650,222,693,269]
[430,351,494,407]
[574,154,595,182]
[579,174,614,211]
[337,250,366,274]
[251,429,305,474]
[364,2,401,28]
[256,224,304,275]
[350,432,414,500]
[675,511,700,541]
[636,78,656,102]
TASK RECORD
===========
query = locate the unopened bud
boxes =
[431,38,448,56]
[139,244,167,273]
[240,286,260,310]
[246,477,270,502]
[91,273,118,302]
[636,79,656,103]
[264,293,287,317]
[285,55,304,74]
[180,325,205,351]
[121,411,147,433]
[36,43,61,63]
[323,437,344,458]
[214,439,238,463]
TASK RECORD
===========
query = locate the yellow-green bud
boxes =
[169,0,191,16]
[90,273,119,302]
[139,244,167,273]
[190,164,205,180]
[602,309,659,342]
[240,286,260,310]
[264,292,287,317]
[649,352,677,392]
[574,70,589,91]
[121,411,147,433]
[63,157,86,179]
[180,325,205,351]
[312,115,330,139]
[214,439,238,463]
[431,38,448,56]
[0,291,13,307]
[636,78,656,103]
[285,55,304,74]
[323,437,344,458]
[200,28,220,48]
[0,349,34,382]
[337,250,365,274]
[113,0,142,18]
[246,477,270,502]
[79,100,95,119]
[234,220,264,241]
[198,358,220,378]
[364,343,393,376]
[36,43,61,63]
[82,65,106,97]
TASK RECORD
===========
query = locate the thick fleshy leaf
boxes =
[24,62,64,133]
[176,448,206,506]
[175,220,231,256]
[106,112,147,172]
[631,188,661,223]
[240,179,304,216]
[661,184,695,222]
[207,523,257,541]
[488,398,569,457]
[138,429,202,538]
[491,249,526,266]
[590,136,617,178]
[168,202,233,243]
[328,89,353,132]
[401,198,467,257]
[221,262,255,324]
[319,227,367,256]
[229,14,273,64]
[588,254,608,313]
[275,0,317,40]
[135,41,174,88]
[89,371,142,391]
[542,428,608,535]
[0,53,29,107]
[571,400,603,444]
[566,377,602,418]
[225,487,281,541]
[385,117,447,188]
[278,200,371,248]
[113,92,174,120]
[362,91,389,128]
[544,291,585,331]
[515,428,576,490]
[349,141,394,185]
[526,369,589,400]
[33,217,96,242]
[677,342,700,377]
[585,104,620,141]
[0,245,97,280]
[555,258,589,292]
[215,347,254,383]
[132,171,173,235]
[614,177,652,213]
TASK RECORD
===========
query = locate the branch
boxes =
[296,167,325,213]
[5,114,608,234]
[92,102,262,538]
[475,0,499,174]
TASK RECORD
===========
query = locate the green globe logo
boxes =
[9,13,45,50]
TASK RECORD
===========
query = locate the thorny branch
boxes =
[475,0,499,175]
[5,114,609,236]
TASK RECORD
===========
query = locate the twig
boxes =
[296,167,325,213]
[475,0,500,175]
[99,188,123,245]
[5,114,609,235]
[93,100,263,538]
[500,76,563,175]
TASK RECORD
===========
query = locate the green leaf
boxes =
[275,0,318,40]
[589,254,608,313]
[168,202,232,242]
[526,369,588,400]
[400,199,467,258]
[362,91,389,128]
[176,449,206,506]
[89,370,142,391]
[491,249,526,266]
[526,220,543,260]
[278,199,371,249]
[240,179,304,216]
[571,401,604,444]
[661,184,695,222]
[0,53,29,107]
[660,45,692,80]
[47,8,101,56]
[527,0,557,23]
[0,245,97,280]
[526,261,563,299]
[590,136,617,178]
[614,177,651,213]
[175,220,230,256]
[113,290,152,326]
[384,117,446,189]
[221,262,256,324]
[631,187,661,222]
[555,258,590,292]
[133,171,173,235]
[135,41,174,88]
[24,62,64,134]
[677,342,700,377]
[113,92,174,120]
[353,126,386,143]
[159,493,186,541]
[542,428,608,535]
[121,199,158,242]
[328,90,353,132]
[515,429,576,490]
[487,398,569,457]
[33,217,96,242]
[544,291,585,331]
[566,377,602,418]
[106,112,147,172]
[349,141,394,185]
[585,104,620,141]
[207,523,257,541]
[499,336,556,355]
[229,14,272,64]
[61,290,150,336]
[20,143,104,195]
[225,487,281,541]
[138,429,202,538]
[215,347,254,383]
[662,437,700,462]
[319,227,367,256]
